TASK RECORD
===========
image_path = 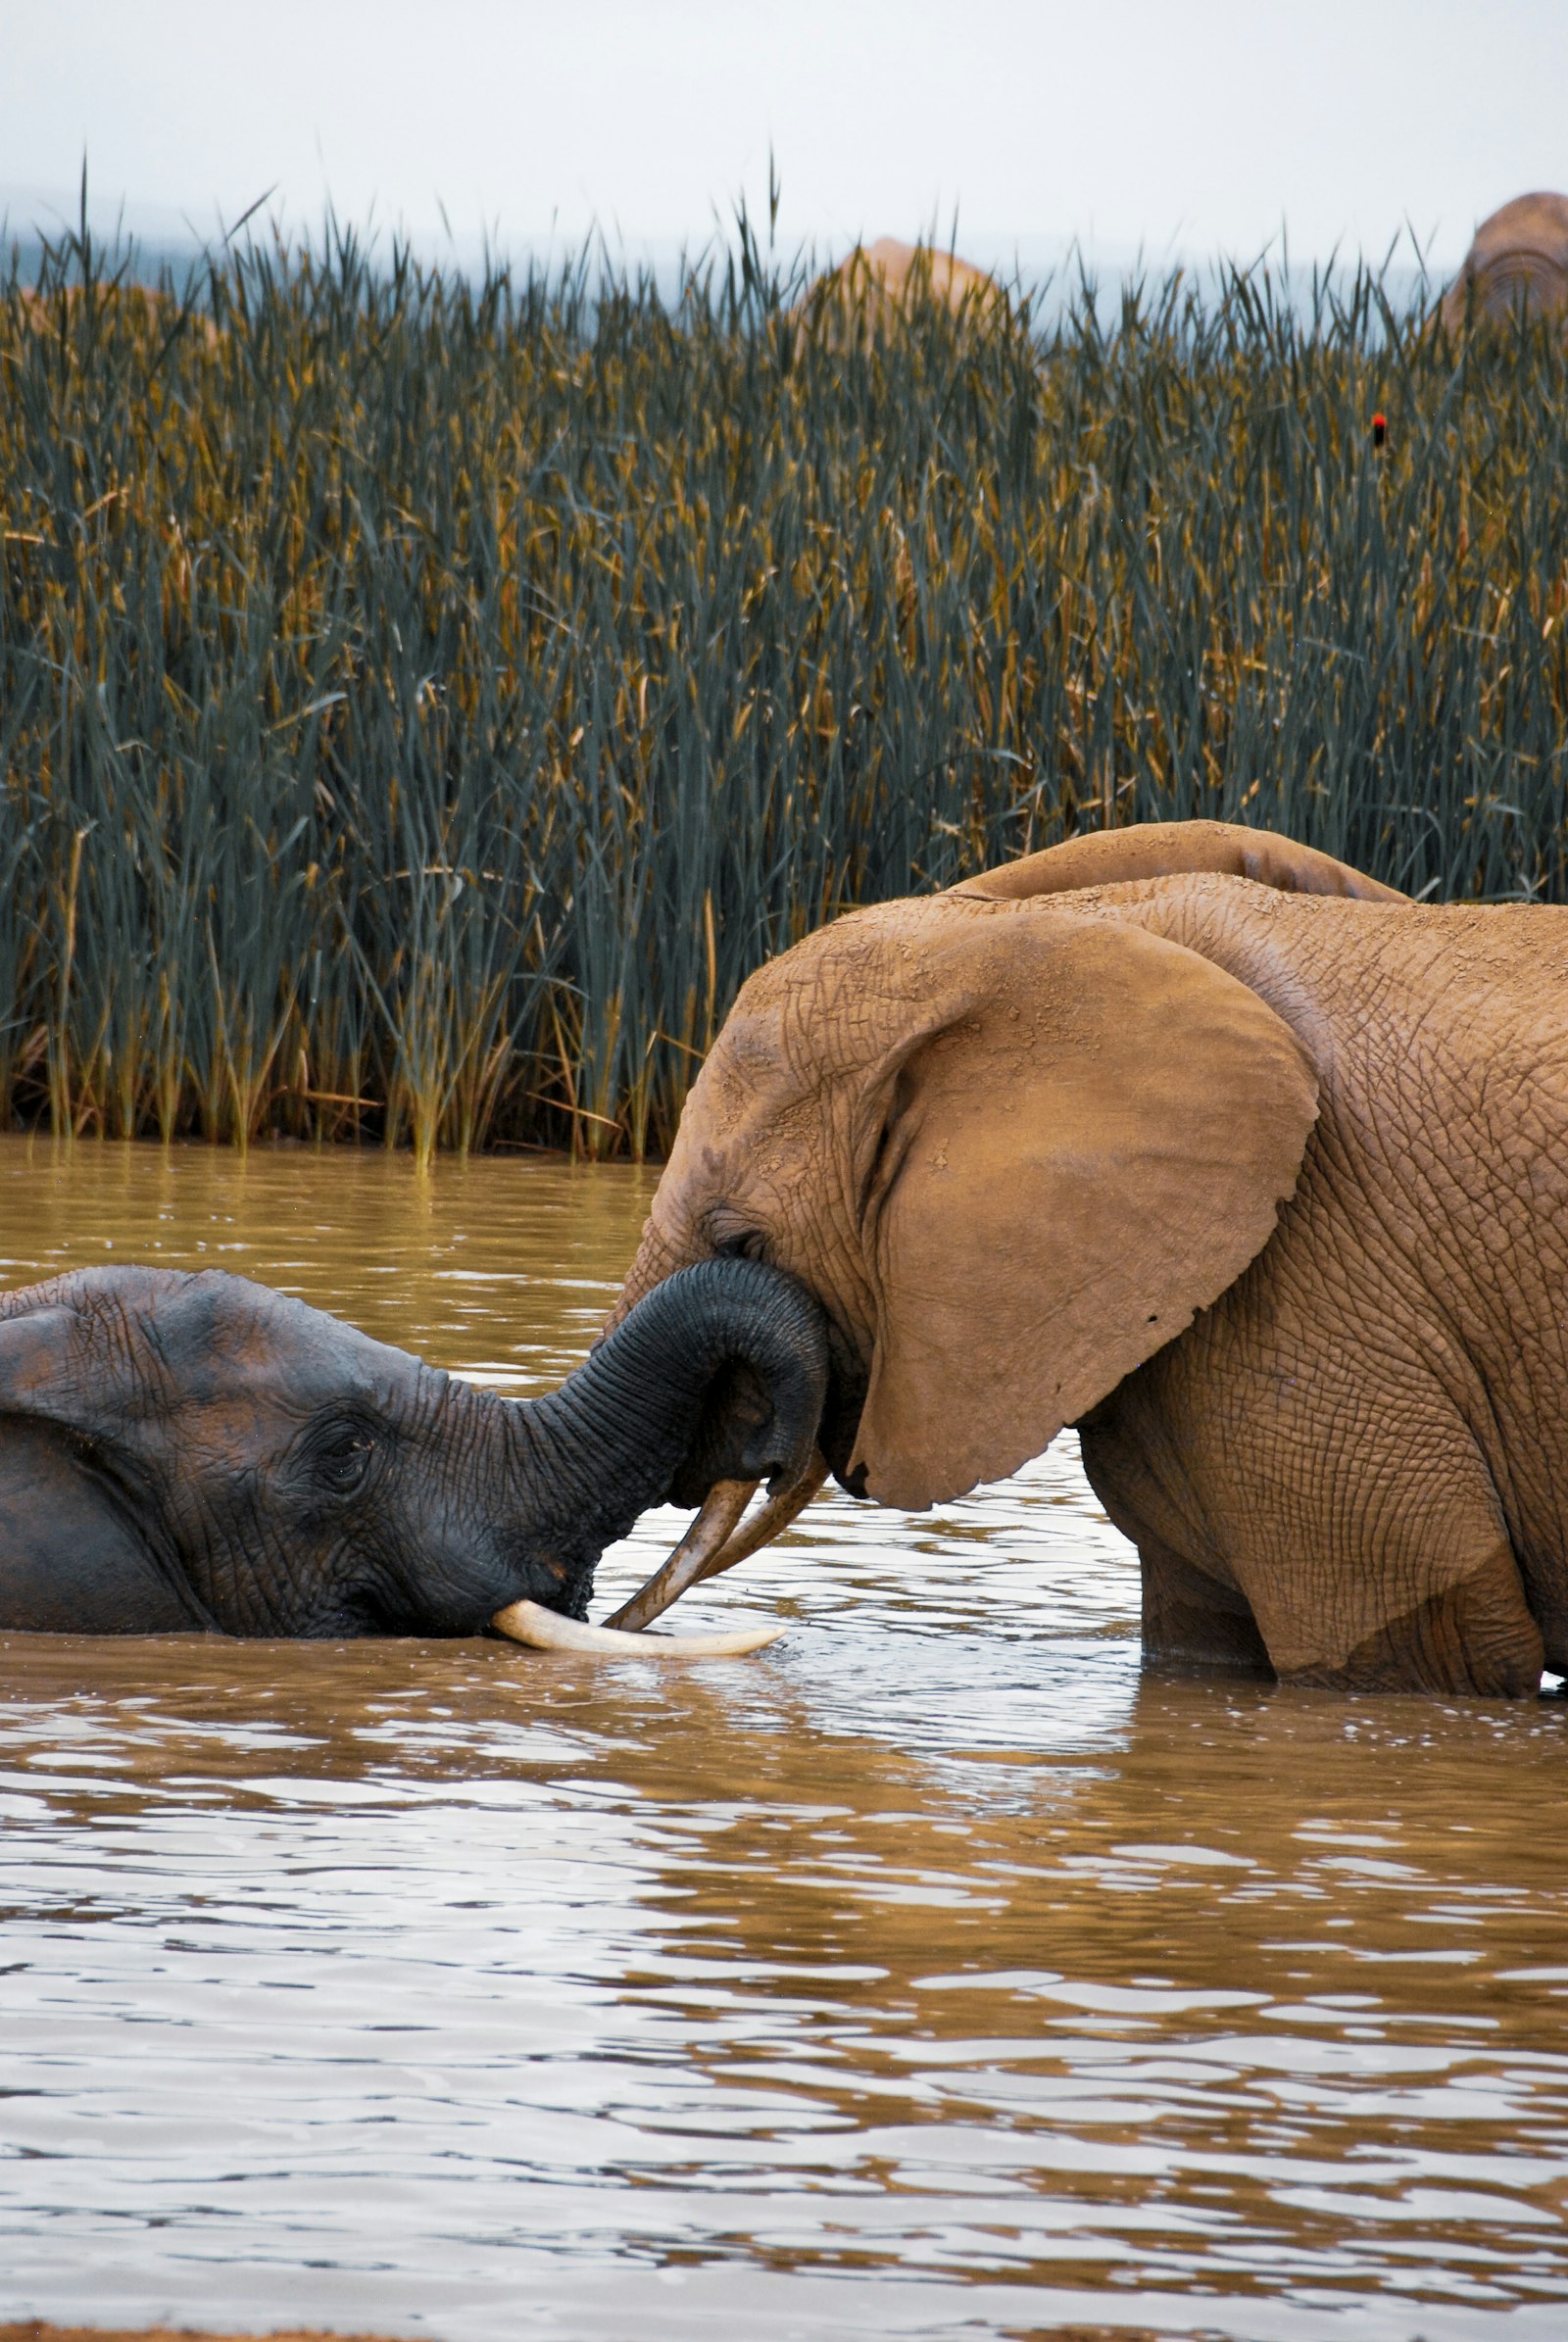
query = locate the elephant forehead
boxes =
[662,1031,822,1218]
[686,902,1051,1158]
[95,1268,424,1417]
[655,905,1012,1243]
[680,937,920,1172]
[721,902,970,1074]
[185,1283,432,1412]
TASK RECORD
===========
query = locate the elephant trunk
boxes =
[502,1258,829,1620]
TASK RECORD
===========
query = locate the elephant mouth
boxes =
[569,1310,865,1642]
[589,1320,869,1639]
[487,1256,847,1656]
[817,1337,871,1485]
[490,1459,828,1655]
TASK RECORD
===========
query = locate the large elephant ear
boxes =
[0,1288,211,1632]
[952,818,1405,904]
[0,1301,88,1419]
[0,1280,147,1443]
[849,910,1319,1508]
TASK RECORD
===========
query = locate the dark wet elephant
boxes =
[0,1259,826,1646]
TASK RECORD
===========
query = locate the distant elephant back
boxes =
[797,239,1005,330]
[1442,192,1568,332]
[950,819,1406,906]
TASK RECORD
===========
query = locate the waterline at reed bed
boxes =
[3,226,1566,1158]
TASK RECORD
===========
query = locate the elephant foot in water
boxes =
[1137,1537,1274,1677]
[1140,1533,1548,1698]
[1284,1546,1545,1699]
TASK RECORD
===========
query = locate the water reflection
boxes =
[0,1137,1564,2340]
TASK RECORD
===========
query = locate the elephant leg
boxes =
[1077,1407,1270,1674]
[1284,1537,1544,1698]
[1082,1344,1546,1698]
[1138,1534,1273,1675]
[1221,1430,1549,1699]
[1511,1550,1568,1681]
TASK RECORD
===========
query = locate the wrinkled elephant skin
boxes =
[614,818,1568,1697]
[0,1257,827,1638]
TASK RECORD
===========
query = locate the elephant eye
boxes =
[312,1423,379,1496]
[715,1227,767,1263]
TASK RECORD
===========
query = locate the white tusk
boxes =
[491,1597,783,1659]
[603,1477,758,1635]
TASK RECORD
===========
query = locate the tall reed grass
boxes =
[3,221,1566,1158]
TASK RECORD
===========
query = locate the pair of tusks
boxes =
[491,1453,828,1659]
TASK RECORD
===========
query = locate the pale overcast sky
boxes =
[3,0,1564,274]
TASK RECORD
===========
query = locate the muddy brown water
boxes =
[0,1136,1564,2341]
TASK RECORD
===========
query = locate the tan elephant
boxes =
[606,817,1568,1700]
[1441,191,1568,331]
[800,236,1004,326]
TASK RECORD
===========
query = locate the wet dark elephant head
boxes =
[0,1259,829,1639]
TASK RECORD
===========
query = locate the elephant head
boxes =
[1441,192,1568,332]
[606,823,1400,1626]
[0,1257,828,1645]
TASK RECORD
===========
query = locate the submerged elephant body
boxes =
[0,1258,826,1638]
[615,822,1568,1696]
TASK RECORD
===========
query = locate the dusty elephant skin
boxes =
[1442,190,1568,331]
[0,1256,826,1638]
[613,817,1568,1697]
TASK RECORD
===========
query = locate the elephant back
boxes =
[794,239,1006,336]
[1442,192,1568,331]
